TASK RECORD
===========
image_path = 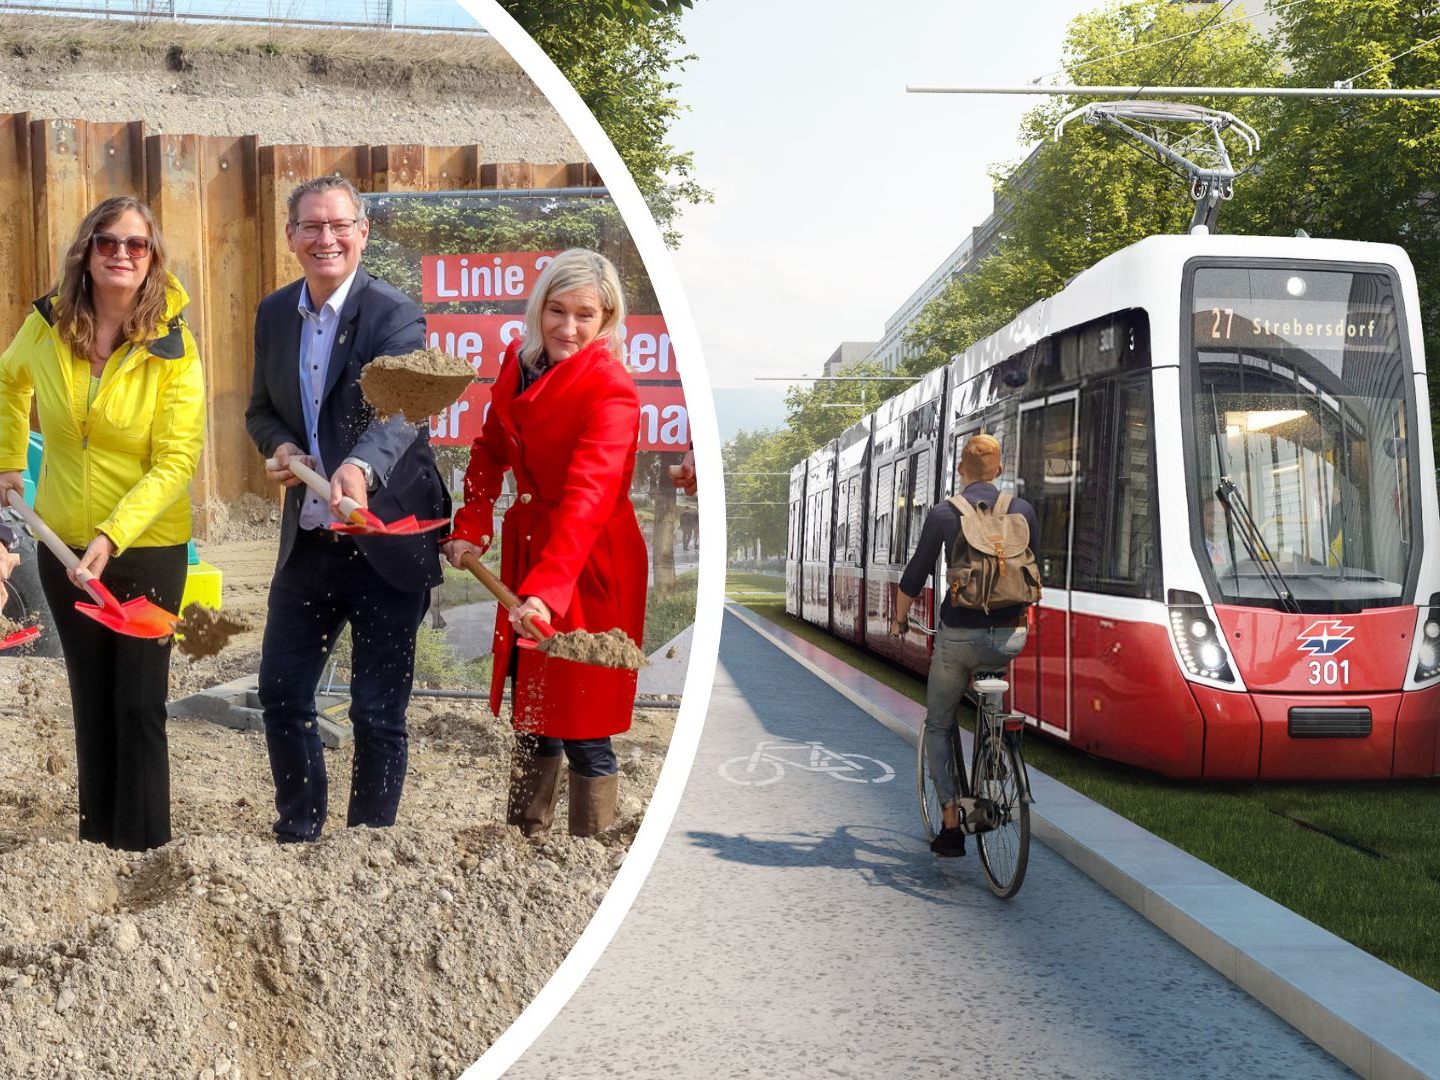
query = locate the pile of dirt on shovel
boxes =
[538,628,649,670]
[361,350,475,421]
[0,656,672,1078]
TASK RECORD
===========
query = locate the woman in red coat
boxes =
[443,249,647,838]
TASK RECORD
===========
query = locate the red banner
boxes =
[427,381,686,453]
[421,250,559,304]
[620,315,679,381]
[425,313,680,384]
[423,314,524,379]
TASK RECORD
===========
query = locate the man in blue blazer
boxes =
[245,174,450,844]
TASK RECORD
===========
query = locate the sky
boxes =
[667,0,1089,401]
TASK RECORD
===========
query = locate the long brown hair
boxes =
[52,196,171,360]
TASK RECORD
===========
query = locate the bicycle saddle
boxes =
[972,671,1009,694]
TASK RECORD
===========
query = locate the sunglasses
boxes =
[91,233,154,259]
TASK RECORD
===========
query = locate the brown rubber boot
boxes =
[507,750,563,837]
[567,771,618,838]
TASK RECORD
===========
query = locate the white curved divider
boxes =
[453,2,724,1077]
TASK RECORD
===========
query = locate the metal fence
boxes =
[0,0,485,33]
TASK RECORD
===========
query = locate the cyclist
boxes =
[892,434,1038,858]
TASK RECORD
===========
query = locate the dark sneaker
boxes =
[929,827,967,858]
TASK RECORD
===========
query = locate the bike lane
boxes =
[505,611,1350,1078]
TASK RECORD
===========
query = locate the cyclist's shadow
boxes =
[684,825,988,907]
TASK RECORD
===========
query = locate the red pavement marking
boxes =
[727,605,926,740]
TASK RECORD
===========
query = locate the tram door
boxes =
[1015,394,1076,735]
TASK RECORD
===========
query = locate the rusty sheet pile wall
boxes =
[0,112,598,529]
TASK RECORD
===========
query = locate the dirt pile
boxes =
[539,628,649,670]
[0,16,583,158]
[361,350,475,421]
[0,657,671,1077]
[203,494,282,544]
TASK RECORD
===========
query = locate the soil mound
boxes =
[0,657,671,1076]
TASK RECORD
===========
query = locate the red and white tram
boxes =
[785,233,1440,779]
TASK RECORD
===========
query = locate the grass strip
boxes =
[730,580,1440,991]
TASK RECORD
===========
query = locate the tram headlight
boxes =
[1415,601,1440,682]
[1167,589,1235,684]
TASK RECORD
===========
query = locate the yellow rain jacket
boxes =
[0,274,205,553]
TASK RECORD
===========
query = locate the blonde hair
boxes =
[960,433,1002,482]
[520,248,626,371]
[53,196,171,361]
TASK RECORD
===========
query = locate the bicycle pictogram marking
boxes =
[720,740,896,787]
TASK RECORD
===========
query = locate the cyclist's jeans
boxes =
[923,624,1028,807]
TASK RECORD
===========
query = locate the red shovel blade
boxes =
[0,625,41,650]
[328,514,450,536]
[75,595,179,640]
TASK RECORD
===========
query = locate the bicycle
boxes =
[907,618,1034,899]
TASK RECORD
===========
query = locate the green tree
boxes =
[502,2,710,245]
[724,363,897,558]
[1245,0,1440,438]
[905,1,1282,372]
[724,427,798,561]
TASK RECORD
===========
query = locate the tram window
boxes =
[847,478,864,564]
[890,457,911,564]
[834,482,849,564]
[907,448,931,558]
[873,462,894,562]
[1071,377,1158,597]
[1017,398,1075,587]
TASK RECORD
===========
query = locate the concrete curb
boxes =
[727,603,1440,1080]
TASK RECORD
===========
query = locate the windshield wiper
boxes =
[1216,477,1302,614]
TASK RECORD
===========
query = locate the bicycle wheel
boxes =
[973,729,1030,899]
[916,729,960,840]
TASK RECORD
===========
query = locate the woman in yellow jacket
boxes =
[0,195,204,852]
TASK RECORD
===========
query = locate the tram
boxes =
[786,232,1440,779]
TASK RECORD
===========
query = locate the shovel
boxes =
[456,550,557,645]
[4,490,179,639]
[0,625,41,651]
[273,456,450,536]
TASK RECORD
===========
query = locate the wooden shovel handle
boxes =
[267,456,364,523]
[4,489,108,607]
[458,551,554,639]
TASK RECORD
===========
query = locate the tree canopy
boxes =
[502,1,709,245]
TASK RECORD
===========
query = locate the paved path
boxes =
[506,612,1349,1079]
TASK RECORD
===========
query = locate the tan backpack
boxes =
[945,493,1042,614]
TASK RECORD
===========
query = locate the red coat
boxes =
[449,336,648,737]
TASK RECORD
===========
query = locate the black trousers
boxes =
[38,542,187,852]
[257,529,429,843]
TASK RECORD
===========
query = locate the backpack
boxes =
[945,493,1042,614]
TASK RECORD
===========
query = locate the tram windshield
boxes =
[1189,264,1416,610]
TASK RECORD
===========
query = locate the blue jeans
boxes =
[258,530,430,843]
[923,624,1028,807]
[519,732,618,778]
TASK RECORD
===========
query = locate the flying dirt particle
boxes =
[175,604,251,660]
[360,349,474,420]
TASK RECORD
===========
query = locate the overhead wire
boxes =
[1338,30,1440,88]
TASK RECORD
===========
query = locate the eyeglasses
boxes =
[291,218,360,239]
[92,233,153,259]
